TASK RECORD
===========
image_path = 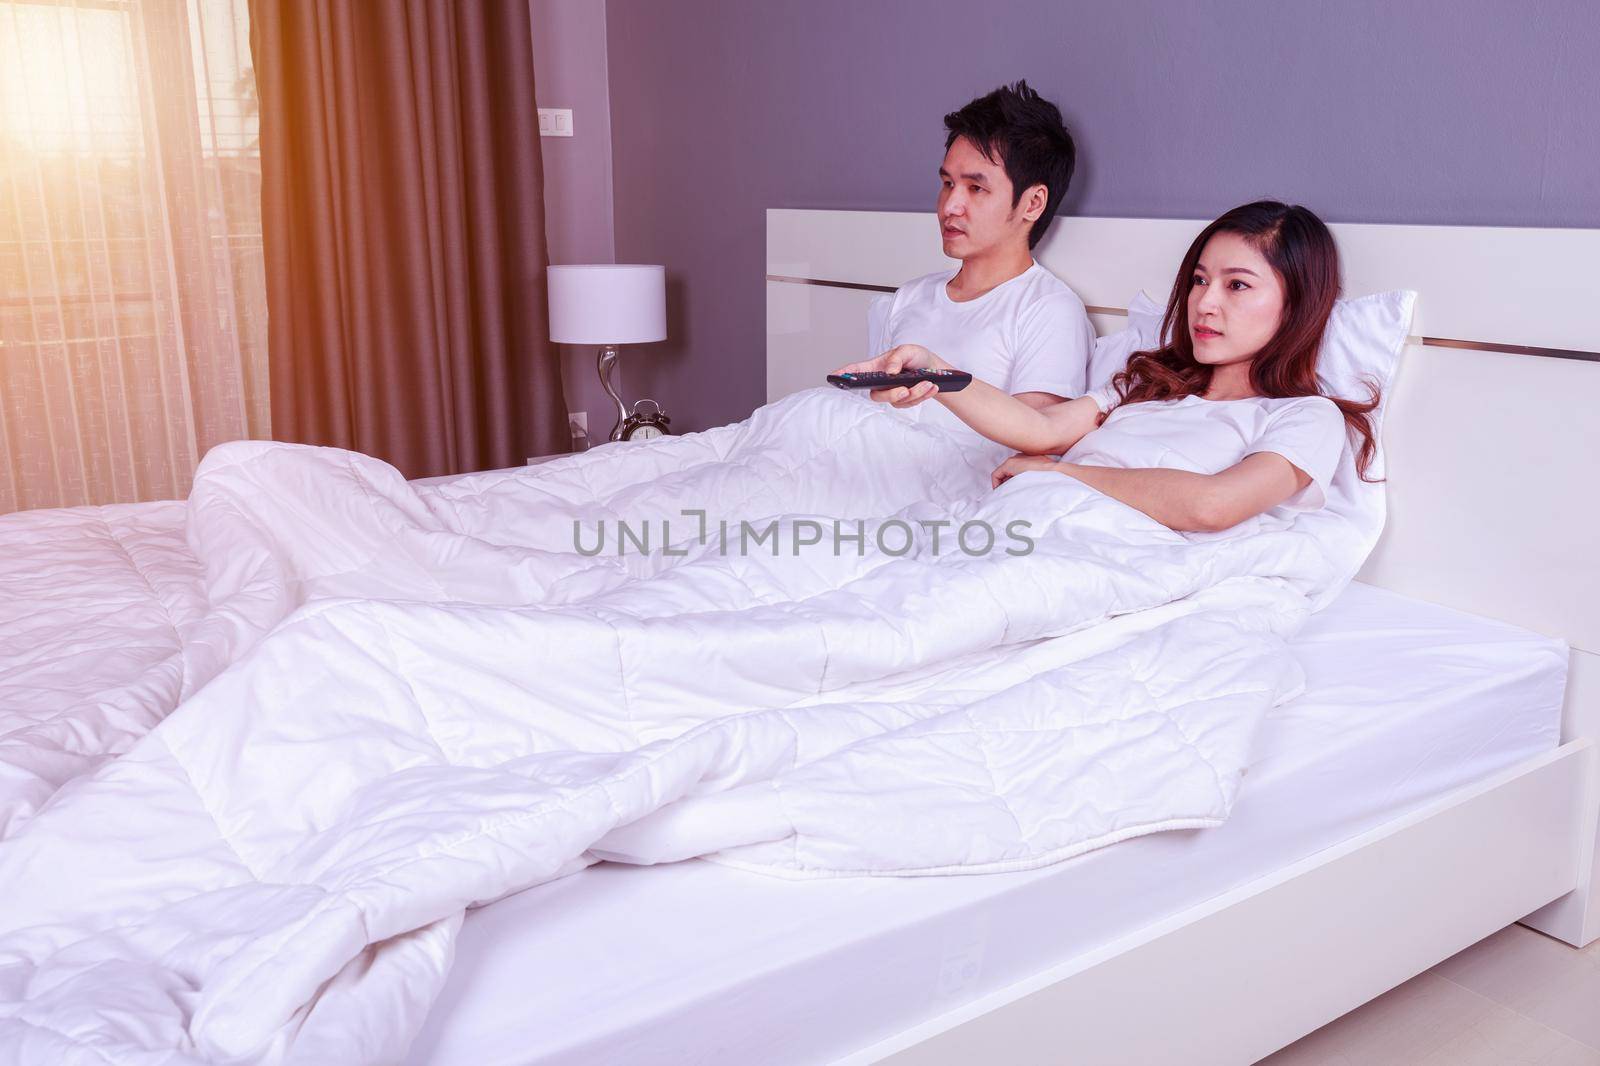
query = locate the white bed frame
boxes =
[766,209,1600,1065]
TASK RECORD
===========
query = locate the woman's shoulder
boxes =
[1251,394,1348,458]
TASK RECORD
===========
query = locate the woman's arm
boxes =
[833,345,1101,454]
[994,451,1314,532]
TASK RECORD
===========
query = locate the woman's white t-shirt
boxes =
[1070,383,1347,516]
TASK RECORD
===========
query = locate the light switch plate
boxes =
[538,108,574,137]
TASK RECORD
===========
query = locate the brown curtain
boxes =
[248,0,567,478]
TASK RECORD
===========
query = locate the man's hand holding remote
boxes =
[830,345,952,407]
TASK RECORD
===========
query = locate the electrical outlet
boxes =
[569,412,587,436]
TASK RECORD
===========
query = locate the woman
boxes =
[835,201,1380,533]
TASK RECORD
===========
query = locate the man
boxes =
[883,80,1093,412]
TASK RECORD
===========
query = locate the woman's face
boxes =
[1186,232,1286,366]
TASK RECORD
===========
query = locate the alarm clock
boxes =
[618,398,671,441]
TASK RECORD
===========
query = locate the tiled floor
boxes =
[1260,923,1600,1064]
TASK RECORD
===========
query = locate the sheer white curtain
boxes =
[0,0,266,513]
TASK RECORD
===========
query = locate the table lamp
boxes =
[547,264,668,441]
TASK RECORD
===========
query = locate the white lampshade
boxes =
[547,264,667,345]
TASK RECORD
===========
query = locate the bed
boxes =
[0,211,1594,1066]
[756,208,1600,1063]
[409,579,1568,1065]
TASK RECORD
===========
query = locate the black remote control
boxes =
[827,368,973,393]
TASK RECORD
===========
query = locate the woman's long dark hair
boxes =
[1102,200,1382,482]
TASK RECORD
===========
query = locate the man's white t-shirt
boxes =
[1073,384,1347,519]
[887,262,1093,399]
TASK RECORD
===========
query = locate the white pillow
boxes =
[1308,289,1416,535]
[1087,291,1164,392]
[1297,289,1415,606]
[1315,290,1416,431]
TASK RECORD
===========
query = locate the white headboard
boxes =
[766,208,1600,747]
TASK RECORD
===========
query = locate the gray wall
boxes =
[530,0,616,443]
[604,0,1600,434]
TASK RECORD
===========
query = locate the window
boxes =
[0,0,266,512]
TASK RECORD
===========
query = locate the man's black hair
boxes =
[943,80,1075,249]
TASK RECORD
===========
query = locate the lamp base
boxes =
[597,344,629,441]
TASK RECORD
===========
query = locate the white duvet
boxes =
[0,501,212,835]
[0,388,1359,1064]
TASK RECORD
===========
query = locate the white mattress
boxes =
[406,580,1568,1065]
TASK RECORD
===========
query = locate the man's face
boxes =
[937,135,1029,260]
